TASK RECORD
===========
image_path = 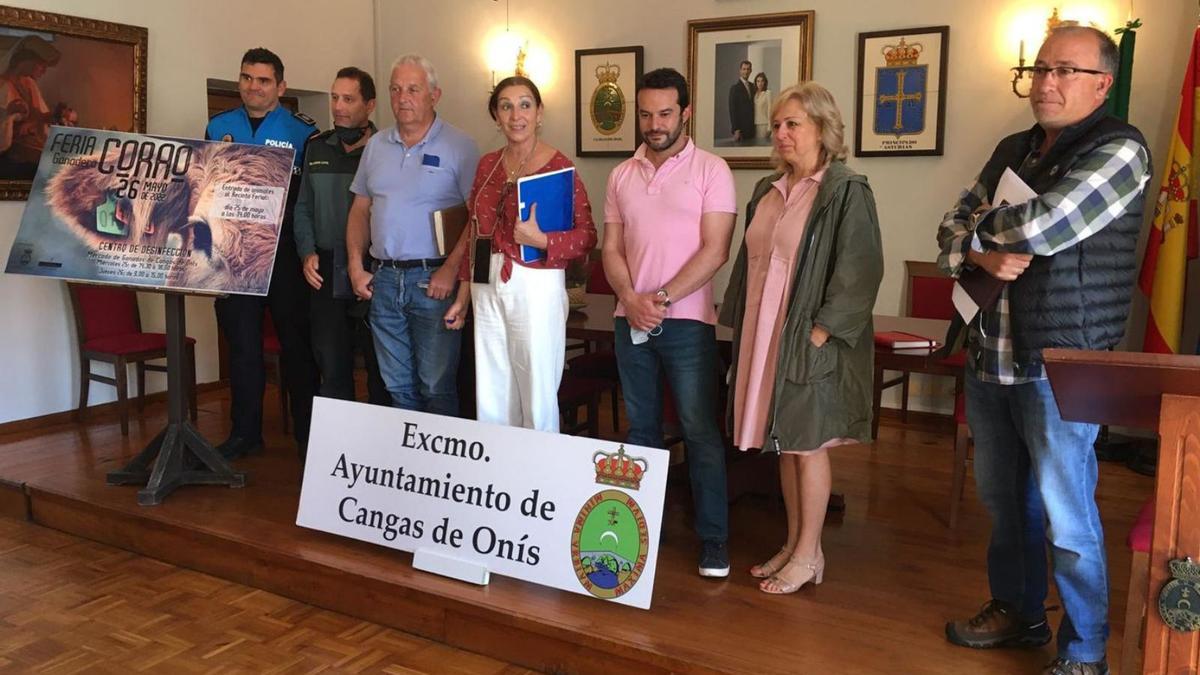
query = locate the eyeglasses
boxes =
[1018,66,1109,80]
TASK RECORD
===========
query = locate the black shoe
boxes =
[217,436,263,460]
[698,541,730,578]
[1042,657,1109,675]
[945,600,1052,649]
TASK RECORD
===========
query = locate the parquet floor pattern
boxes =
[0,517,536,675]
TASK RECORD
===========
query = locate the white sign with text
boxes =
[297,397,669,609]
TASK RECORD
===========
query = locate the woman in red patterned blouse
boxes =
[444,76,596,432]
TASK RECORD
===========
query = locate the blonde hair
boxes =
[769,82,847,173]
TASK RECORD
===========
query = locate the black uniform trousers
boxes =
[310,248,390,406]
[215,239,318,446]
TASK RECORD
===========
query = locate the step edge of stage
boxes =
[0,476,29,520]
[25,485,734,675]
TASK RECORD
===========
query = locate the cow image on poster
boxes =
[43,141,289,292]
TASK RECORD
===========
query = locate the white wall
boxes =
[376,0,1195,411]
[1,0,1193,423]
[0,0,375,424]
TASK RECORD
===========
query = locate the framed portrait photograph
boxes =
[855,26,948,157]
[0,5,148,200]
[575,45,643,157]
[686,11,814,169]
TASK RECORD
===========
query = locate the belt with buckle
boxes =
[377,257,446,270]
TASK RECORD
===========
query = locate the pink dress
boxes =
[733,169,853,453]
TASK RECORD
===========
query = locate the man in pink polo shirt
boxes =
[602,67,737,578]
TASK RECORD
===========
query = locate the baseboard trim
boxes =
[0,380,227,435]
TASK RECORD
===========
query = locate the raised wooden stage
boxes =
[0,391,1153,674]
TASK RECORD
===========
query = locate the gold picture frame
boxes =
[0,5,148,200]
[686,11,814,169]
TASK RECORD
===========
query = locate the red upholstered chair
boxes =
[876,261,960,424]
[68,283,197,436]
[1121,499,1153,675]
[262,308,289,433]
[566,250,621,431]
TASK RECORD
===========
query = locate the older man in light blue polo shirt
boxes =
[347,54,479,415]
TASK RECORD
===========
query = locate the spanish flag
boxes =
[1139,27,1200,354]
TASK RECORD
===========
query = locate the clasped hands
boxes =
[623,291,668,332]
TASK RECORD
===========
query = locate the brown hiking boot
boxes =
[945,600,1052,649]
[1042,657,1109,674]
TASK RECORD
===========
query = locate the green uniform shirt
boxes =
[293,124,376,258]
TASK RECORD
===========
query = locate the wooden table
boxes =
[569,293,948,358]
[870,315,954,438]
[567,294,953,508]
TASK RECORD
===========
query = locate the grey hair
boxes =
[391,53,439,90]
[1046,25,1119,74]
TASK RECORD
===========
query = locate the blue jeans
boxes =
[368,265,461,415]
[614,317,728,544]
[965,368,1107,662]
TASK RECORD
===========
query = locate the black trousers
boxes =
[310,250,390,405]
[215,242,318,446]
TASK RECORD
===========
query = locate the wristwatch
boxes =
[655,288,672,307]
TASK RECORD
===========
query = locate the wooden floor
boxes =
[0,516,535,674]
[0,387,1155,674]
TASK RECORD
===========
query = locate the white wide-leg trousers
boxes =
[471,252,567,432]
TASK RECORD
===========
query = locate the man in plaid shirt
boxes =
[938,26,1150,675]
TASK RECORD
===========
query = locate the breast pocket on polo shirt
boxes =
[419,154,456,190]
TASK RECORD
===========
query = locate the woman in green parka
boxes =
[719,83,883,594]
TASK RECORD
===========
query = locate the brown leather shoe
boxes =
[945,600,1052,649]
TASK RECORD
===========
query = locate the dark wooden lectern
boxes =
[1044,348,1200,674]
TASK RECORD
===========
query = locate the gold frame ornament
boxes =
[589,62,625,137]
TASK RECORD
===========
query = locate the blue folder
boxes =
[517,166,575,263]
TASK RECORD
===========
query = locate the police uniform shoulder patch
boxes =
[293,111,317,127]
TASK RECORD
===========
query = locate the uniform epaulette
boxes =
[312,128,337,141]
[209,107,237,120]
[293,111,317,127]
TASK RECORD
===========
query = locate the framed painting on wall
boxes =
[855,25,948,157]
[686,11,814,169]
[0,5,148,200]
[575,45,643,157]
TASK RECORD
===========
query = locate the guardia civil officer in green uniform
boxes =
[294,67,390,410]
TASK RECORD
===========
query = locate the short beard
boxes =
[645,120,683,152]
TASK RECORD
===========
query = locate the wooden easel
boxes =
[106,291,244,505]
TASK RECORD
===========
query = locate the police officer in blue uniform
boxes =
[206,47,320,459]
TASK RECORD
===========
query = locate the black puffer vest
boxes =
[977,107,1150,366]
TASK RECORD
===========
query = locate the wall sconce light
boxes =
[488,0,528,89]
[484,0,554,92]
[487,29,528,86]
[1010,7,1068,98]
